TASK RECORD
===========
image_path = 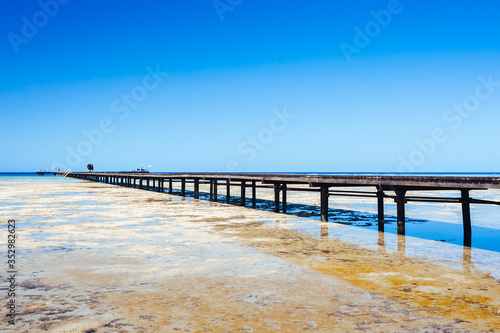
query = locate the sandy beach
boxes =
[1,176,499,332]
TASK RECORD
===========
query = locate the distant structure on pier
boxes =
[36,167,62,176]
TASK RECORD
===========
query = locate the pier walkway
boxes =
[62,172,500,246]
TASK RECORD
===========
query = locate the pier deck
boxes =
[63,172,500,247]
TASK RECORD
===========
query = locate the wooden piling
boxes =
[377,190,385,232]
[320,186,329,222]
[252,181,256,208]
[241,181,246,206]
[395,189,407,235]
[194,179,200,199]
[282,184,287,213]
[209,180,213,201]
[274,183,280,212]
[213,180,218,202]
[226,180,231,203]
[169,179,173,194]
[461,190,472,247]
[181,178,186,196]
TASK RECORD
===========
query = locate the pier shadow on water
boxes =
[160,188,500,253]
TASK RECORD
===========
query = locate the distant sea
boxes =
[3,172,499,176]
[0,172,55,177]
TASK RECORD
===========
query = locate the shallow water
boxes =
[0,176,499,332]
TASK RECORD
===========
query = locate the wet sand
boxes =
[1,177,499,332]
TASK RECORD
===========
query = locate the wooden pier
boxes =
[63,172,500,247]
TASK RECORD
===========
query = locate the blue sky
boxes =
[1,0,499,172]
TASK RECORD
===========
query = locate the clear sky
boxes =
[1,0,499,173]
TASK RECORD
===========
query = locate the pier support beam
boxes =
[461,190,472,247]
[320,186,329,222]
[252,181,256,208]
[181,178,186,196]
[209,180,213,201]
[194,179,199,199]
[274,183,280,212]
[169,179,173,194]
[395,189,407,235]
[377,189,385,232]
[282,184,287,213]
[213,180,218,202]
[147,179,150,190]
[240,181,246,206]
[226,180,231,203]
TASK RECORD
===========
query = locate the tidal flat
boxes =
[0,176,499,332]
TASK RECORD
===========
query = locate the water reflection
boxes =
[377,231,385,252]
[289,216,499,279]
[397,234,406,256]
[463,246,473,275]
[321,224,328,239]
